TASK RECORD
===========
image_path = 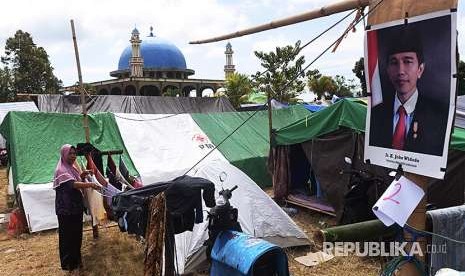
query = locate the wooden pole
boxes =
[189,0,370,44]
[70,19,97,239]
[267,90,273,151]
[394,173,428,276]
[70,19,90,143]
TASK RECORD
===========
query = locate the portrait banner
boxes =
[364,10,457,179]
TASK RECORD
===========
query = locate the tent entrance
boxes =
[285,144,335,216]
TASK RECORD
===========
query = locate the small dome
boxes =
[117,33,187,71]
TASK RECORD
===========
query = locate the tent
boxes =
[192,105,312,187]
[0,111,138,232]
[0,101,38,148]
[270,98,465,221]
[37,94,235,114]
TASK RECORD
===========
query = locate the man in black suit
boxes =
[369,28,449,156]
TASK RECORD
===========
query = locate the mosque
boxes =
[89,27,235,97]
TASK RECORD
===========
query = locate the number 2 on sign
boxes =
[383,182,401,204]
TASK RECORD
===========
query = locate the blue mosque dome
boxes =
[117,32,187,71]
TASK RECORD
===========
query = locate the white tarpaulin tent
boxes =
[114,113,227,184]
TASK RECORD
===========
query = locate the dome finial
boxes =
[132,25,139,35]
[149,26,154,37]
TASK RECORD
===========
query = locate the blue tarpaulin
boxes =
[302,104,326,112]
[210,231,289,276]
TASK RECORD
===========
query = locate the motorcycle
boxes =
[339,157,390,224]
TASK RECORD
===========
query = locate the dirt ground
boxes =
[0,169,383,276]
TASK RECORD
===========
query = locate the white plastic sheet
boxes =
[18,183,57,232]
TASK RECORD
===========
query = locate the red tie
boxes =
[392,106,407,150]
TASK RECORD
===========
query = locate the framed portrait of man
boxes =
[364,10,457,179]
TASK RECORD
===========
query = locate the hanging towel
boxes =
[429,205,465,275]
[86,153,113,218]
[83,175,107,226]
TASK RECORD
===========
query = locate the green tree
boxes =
[308,75,337,100]
[352,57,367,97]
[458,60,465,96]
[0,67,14,102]
[252,41,306,103]
[224,72,252,109]
[162,87,180,97]
[334,75,356,98]
[1,30,62,94]
[307,70,356,100]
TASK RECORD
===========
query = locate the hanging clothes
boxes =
[86,153,114,219]
[165,175,215,234]
[119,155,143,188]
[83,175,106,226]
[103,183,121,209]
[144,193,166,276]
[113,175,215,237]
[107,155,123,190]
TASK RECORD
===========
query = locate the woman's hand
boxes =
[80,170,93,180]
[90,182,101,191]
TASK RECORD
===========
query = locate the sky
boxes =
[0,0,464,88]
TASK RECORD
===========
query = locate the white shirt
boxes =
[393,89,418,135]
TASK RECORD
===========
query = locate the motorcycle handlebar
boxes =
[230,185,238,193]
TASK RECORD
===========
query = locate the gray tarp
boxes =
[38,95,235,114]
[455,95,465,128]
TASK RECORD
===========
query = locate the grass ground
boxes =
[0,171,383,276]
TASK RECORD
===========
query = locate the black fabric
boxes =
[112,175,216,237]
[165,175,215,234]
[76,143,104,173]
[57,213,83,271]
[119,155,131,183]
[38,95,235,114]
[300,129,391,221]
[106,167,122,190]
[428,149,465,208]
[55,180,84,216]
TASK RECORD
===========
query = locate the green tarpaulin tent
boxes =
[0,111,138,188]
[192,105,312,187]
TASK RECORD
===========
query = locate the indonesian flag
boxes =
[366,30,383,107]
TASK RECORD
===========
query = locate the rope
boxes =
[381,255,427,276]
[405,223,465,245]
[113,113,179,121]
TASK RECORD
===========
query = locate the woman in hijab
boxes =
[54,144,100,274]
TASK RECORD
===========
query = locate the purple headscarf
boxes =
[53,144,81,189]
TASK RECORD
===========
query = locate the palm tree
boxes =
[224,73,252,109]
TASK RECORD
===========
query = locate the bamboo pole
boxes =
[70,19,90,143]
[70,19,97,239]
[314,219,398,247]
[394,173,428,276]
[189,0,370,44]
